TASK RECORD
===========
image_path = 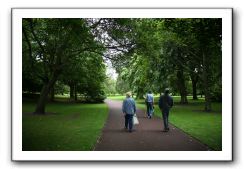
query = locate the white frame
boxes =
[12,8,232,161]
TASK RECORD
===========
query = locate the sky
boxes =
[105,59,118,80]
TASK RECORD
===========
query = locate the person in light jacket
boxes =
[122,92,136,132]
[145,91,154,119]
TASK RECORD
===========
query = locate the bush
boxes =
[85,90,107,103]
[211,91,222,102]
[211,83,222,102]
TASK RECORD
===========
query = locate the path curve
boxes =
[94,99,210,151]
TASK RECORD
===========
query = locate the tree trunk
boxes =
[74,84,78,101]
[69,83,74,100]
[191,74,198,100]
[50,86,55,102]
[202,52,212,111]
[177,70,188,104]
[34,72,59,114]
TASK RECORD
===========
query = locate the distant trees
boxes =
[111,18,222,111]
[104,76,117,96]
[23,18,222,113]
[60,52,107,102]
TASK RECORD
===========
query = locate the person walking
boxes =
[158,88,173,132]
[145,91,154,119]
[122,92,136,132]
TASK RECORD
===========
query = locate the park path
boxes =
[94,99,210,151]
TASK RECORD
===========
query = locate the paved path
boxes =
[94,99,210,151]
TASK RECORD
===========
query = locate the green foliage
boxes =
[60,52,107,103]
[104,76,117,95]
[115,74,131,95]
[23,18,109,111]
[53,81,69,95]
[112,18,222,108]
[22,18,222,111]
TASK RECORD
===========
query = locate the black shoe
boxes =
[129,130,132,133]
[163,129,168,132]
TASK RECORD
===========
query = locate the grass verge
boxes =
[22,101,108,151]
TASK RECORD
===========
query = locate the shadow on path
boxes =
[94,99,210,151]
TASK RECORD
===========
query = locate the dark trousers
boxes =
[162,109,170,129]
[146,102,153,117]
[124,114,134,130]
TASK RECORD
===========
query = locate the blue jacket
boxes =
[122,97,136,115]
[158,94,173,111]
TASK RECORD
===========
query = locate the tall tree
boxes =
[191,18,222,111]
[23,18,104,114]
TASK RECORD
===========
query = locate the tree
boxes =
[109,18,221,109]
[159,18,222,107]
[104,76,117,96]
[23,18,104,114]
[23,18,222,113]
[115,73,131,95]
[190,18,222,110]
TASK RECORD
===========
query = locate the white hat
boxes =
[126,92,132,97]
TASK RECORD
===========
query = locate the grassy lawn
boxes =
[109,95,222,151]
[22,100,108,151]
[107,95,126,101]
[155,101,221,151]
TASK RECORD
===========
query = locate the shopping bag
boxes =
[133,114,139,125]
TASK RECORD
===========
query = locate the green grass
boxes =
[107,95,126,101]
[154,102,221,150]
[110,95,222,151]
[22,101,108,151]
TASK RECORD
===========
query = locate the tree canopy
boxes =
[111,18,222,110]
[22,18,222,114]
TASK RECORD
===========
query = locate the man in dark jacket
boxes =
[158,88,173,132]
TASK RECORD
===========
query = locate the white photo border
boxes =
[12,8,233,161]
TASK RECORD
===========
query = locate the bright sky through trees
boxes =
[105,60,118,80]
